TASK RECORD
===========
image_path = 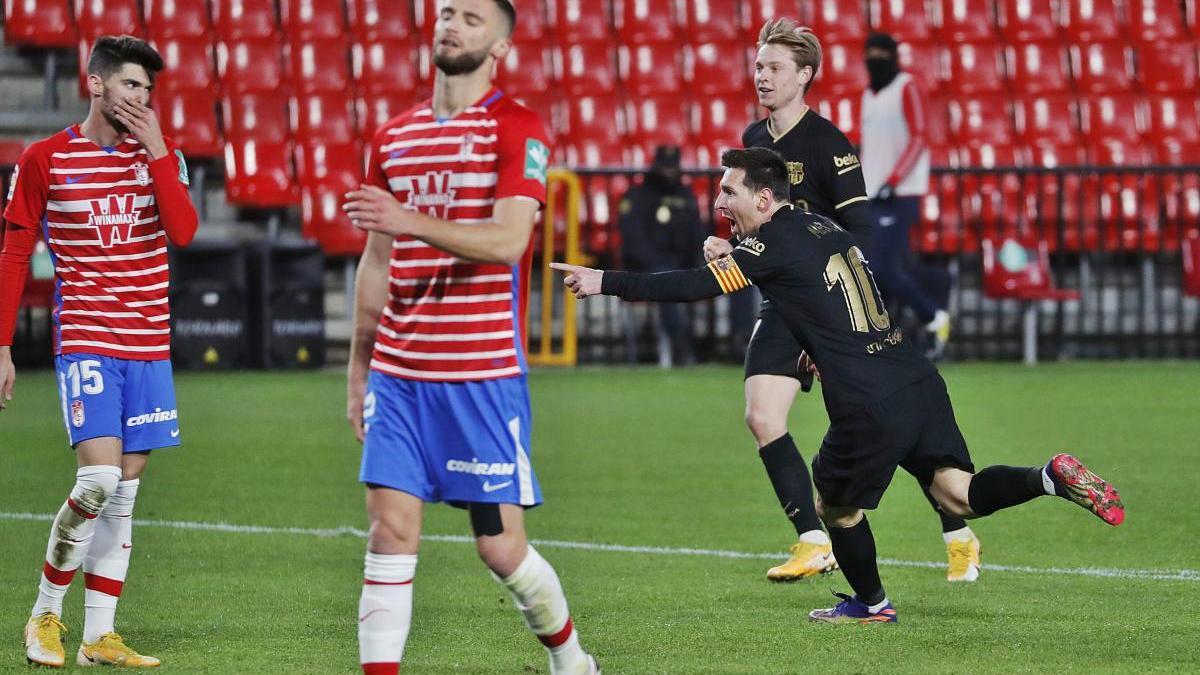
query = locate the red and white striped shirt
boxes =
[2,126,192,360]
[365,88,550,382]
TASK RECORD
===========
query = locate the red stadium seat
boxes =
[150,37,217,94]
[1087,139,1160,251]
[1145,96,1200,148]
[683,0,741,43]
[511,0,547,41]
[286,38,351,94]
[224,139,299,207]
[563,96,624,146]
[807,0,866,45]
[352,40,420,95]
[346,0,413,40]
[691,95,755,147]
[76,35,96,99]
[291,93,357,145]
[1006,41,1071,95]
[995,0,1058,42]
[1023,139,1088,167]
[1079,94,1146,142]
[305,180,367,255]
[1128,0,1188,40]
[948,94,1013,144]
[280,0,347,40]
[924,94,952,147]
[1020,140,1087,251]
[222,93,292,143]
[686,42,749,95]
[143,0,213,38]
[4,0,76,47]
[562,139,624,168]
[898,41,945,94]
[211,0,278,39]
[1070,42,1134,94]
[812,95,862,143]
[817,42,869,96]
[934,0,997,41]
[870,0,933,43]
[959,143,1023,238]
[1062,0,1125,43]
[1013,94,1080,144]
[494,41,551,96]
[982,238,1080,363]
[74,0,143,39]
[945,41,1007,94]
[625,95,688,149]
[216,38,286,94]
[618,42,682,95]
[355,93,423,142]
[1188,0,1199,32]
[413,0,437,45]
[554,40,617,95]
[613,0,675,43]
[549,0,612,43]
[1138,41,1198,94]
[153,90,221,157]
[1185,235,1200,295]
[294,140,361,187]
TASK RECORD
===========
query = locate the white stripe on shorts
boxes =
[509,416,534,506]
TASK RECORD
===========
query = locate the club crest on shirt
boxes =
[132,162,150,186]
[71,400,85,428]
[402,170,456,219]
[88,193,141,248]
[787,161,805,185]
[460,133,476,160]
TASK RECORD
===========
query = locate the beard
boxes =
[433,44,491,76]
[100,89,130,134]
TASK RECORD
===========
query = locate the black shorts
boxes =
[744,302,806,380]
[811,374,975,510]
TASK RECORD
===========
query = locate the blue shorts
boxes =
[360,371,542,507]
[55,353,181,452]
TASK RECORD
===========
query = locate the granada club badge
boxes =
[132,162,151,186]
[71,400,85,428]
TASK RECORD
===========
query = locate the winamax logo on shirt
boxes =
[524,138,548,184]
[404,170,456,219]
[88,193,141,248]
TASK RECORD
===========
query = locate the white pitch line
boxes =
[2,511,1196,583]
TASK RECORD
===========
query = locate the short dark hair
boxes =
[721,148,791,201]
[87,35,164,84]
[489,0,517,36]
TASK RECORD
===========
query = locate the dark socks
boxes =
[758,434,822,535]
[920,481,969,532]
[967,465,1046,517]
[826,515,885,606]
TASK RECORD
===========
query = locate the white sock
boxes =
[942,526,974,545]
[868,597,891,614]
[495,546,588,675]
[358,552,417,671]
[1041,466,1058,496]
[799,529,830,546]
[83,479,139,643]
[32,466,121,618]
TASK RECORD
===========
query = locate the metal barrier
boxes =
[527,169,583,367]
[532,165,1200,362]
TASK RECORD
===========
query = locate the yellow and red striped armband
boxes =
[707,255,751,294]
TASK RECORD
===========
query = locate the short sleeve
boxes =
[823,128,869,212]
[363,126,391,192]
[494,106,551,206]
[3,142,50,230]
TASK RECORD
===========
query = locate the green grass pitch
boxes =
[1,363,1198,673]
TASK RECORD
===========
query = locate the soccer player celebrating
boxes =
[553,147,1123,624]
[1,36,197,667]
[705,18,982,583]
[341,2,598,674]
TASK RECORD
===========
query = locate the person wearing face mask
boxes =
[617,145,703,367]
[860,33,954,365]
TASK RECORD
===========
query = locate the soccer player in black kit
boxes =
[701,18,982,583]
[552,147,1124,624]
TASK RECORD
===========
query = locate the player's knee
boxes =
[69,466,121,515]
[476,531,526,577]
[819,505,862,528]
[366,512,419,553]
[744,404,785,444]
[935,490,973,518]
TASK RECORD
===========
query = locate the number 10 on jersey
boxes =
[824,246,890,332]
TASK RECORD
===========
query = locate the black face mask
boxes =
[866,57,899,92]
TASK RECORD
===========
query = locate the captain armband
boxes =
[707,255,752,294]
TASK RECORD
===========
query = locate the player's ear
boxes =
[86,73,104,98]
[489,36,512,64]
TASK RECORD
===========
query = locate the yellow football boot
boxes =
[25,612,67,667]
[77,632,161,668]
[946,533,982,583]
[767,540,838,582]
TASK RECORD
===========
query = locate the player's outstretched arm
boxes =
[551,261,727,303]
[346,231,392,443]
[343,187,538,265]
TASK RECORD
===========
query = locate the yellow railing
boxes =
[527,169,581,366]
